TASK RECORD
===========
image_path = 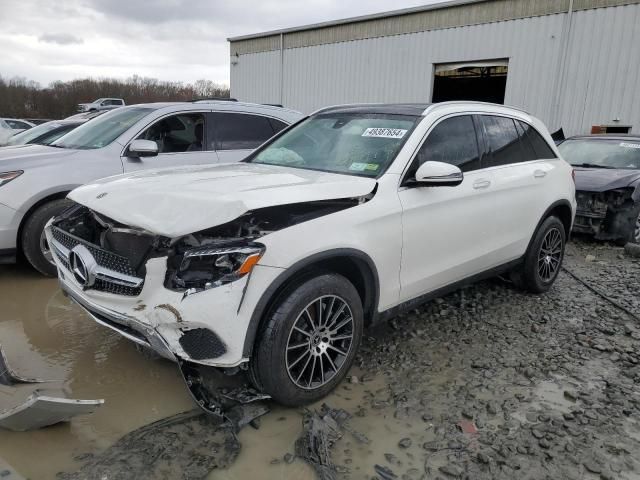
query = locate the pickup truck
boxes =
[77,98,125,112]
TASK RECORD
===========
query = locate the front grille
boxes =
[576,193,607,218]
[52,227,143,296]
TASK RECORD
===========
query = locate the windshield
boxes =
[7,122,63,145]
[249,113,419,177]
[52,107,153,150]
[559,139,640,170]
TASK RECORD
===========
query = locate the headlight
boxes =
[0,171,23,187]
[166,243,265,292]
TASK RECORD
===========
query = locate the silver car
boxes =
[0,101,302,275]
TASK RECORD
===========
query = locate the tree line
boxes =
[0,75,230,120]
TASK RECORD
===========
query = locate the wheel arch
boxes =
[529,199,573,251]
[242,248,380,358]
[16,191,71,254]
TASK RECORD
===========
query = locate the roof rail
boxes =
[263,103,283,107]
[424,101,531,115]
[191,97,238,103]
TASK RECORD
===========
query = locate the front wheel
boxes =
[511,216,566,293]
[21,199,73,276]
[250,273,363,406]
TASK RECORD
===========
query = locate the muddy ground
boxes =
[1,239,639,480]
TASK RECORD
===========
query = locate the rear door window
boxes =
[517,120,557,159]
[211,112,275,150]
[269,118,289,135]
[407,115,481,179]
[479,115,523,167]
[514,121,537,162]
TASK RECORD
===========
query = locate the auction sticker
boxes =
[620,142,640,149]
[362,127,407,139]
[349,162,380,172]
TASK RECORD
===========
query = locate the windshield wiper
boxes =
[573,163,615,169]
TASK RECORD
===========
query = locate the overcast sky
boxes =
[0,0,445,87]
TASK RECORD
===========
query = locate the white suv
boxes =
[48,102,576,406]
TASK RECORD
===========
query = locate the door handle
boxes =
[473,179,491,189]
[534,169,547,178]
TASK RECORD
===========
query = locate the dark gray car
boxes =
[558,135,640,244]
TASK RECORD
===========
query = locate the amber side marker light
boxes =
[238,253,263,275]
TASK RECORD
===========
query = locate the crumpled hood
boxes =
[0,144,79,170]
[69,163,377,237]
[574,167,640,192]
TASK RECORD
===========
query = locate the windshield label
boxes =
[349,162,380,172]
[620,142,640,149]
[362,127,407,139]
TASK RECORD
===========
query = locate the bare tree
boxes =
[0,75,230,119]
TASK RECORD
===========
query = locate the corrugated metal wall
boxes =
[230,2,640,135]
[555,4,640,135]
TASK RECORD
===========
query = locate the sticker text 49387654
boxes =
[362,128,407,139]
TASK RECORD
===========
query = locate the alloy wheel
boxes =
[633,212,640,243]
[285,295,354,390]
[537,227,563,282]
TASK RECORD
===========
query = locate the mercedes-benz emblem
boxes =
[68,245,97,288]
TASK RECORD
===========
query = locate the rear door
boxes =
[398,114,503,302]
[476,115,557,259]
[122,111,218,172]
[210,112,287,163]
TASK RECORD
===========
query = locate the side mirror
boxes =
[413,161,463,187]
[128,139,158,158]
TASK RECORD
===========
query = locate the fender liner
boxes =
[242,248,380,358]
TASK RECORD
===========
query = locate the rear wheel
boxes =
[511,216,565,293]
[250,273,363,406]
[21,199,73,276]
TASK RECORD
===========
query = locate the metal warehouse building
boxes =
[228,0,640,136]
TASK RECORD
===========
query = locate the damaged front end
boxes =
[574,188,640,242]
[47,195,367,413]
[164,199,363,297]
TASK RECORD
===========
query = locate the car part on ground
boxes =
[178,359,270,427]
[0,393,104,432]
[295,404,368,480]
[0,344,46,385]
[49,102,574,407]
[0,102,302,274]
[0,344,103,432]
[559,135,640,244]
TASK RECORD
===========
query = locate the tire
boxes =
[21,199,73,276]
[249,273,364,406]
[511,215,566,294]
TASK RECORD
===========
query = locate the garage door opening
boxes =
[432,59,508,104]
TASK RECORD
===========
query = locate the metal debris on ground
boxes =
[0,344,46,386]
[0,394,103,432]
[295,404,367,480]
[178,360,271,431]
[58,410,240,480]
[0,344,103,432]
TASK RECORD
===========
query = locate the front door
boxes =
[122,112,219,172]
[397,114,502,302]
